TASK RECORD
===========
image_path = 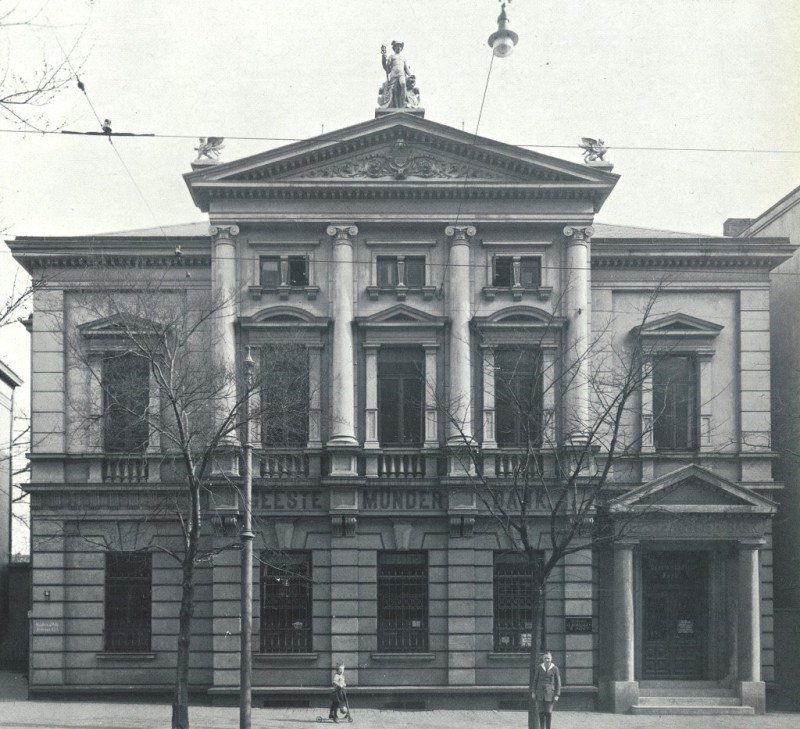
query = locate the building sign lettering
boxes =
[257,490,326,511]
[565,617,593,634]
[361,489,446,511]
[33,619,62,635]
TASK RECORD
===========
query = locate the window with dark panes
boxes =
[377,551,428,652]
[261,345,309,446]
[260,256,309,287]
[260,256,281,287]
[653,355,698,451]
[377,256,425,287]
[495,348,543,446]
[103,352,150,453]
[260,551,312,653]
[287,256,308,286]
[493,256,541,288]
[493,551,544,652]
[378,348,424,445]
[105,552,151,652]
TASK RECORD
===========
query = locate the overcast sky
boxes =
[2,0,800,380]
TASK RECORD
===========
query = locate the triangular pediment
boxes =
[184,115,618,211]
[608,465,775,514]
[638,313,724,336]
[78,313,162,336]
[356,303,446,326]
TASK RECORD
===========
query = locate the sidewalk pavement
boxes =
[1,674,798,729]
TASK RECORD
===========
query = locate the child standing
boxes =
[532,651,561,729]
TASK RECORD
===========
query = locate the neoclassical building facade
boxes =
[9,111,792,713]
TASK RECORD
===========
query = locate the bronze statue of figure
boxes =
[378,41,420,109]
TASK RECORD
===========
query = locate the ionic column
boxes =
[210,224,240,440]
[326,225,359,476]
[562,225,593,441]
[444,225,476,445]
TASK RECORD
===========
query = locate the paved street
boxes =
[1,674,798,729]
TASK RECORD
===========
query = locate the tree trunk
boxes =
[172,553,196,728]
[528,586,545,729]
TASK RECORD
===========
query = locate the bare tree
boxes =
[0,2,84,130]
[438,293,672,729]
[59,264,311,729]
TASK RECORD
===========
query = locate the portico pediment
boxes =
[184,115,618,212]
[608,465,776,514]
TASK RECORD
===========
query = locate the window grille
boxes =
[377,551,428,652]
[260,345,309,447]
[653,355,698,451]
[495,348,543,447]
[105,552,152,652]
[260,551,312,653]
[102,352,150,453]
[493,551,544,652]
[378,348,424,446]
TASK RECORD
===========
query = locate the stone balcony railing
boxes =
[257,448,318,479]
[364,447,439,479]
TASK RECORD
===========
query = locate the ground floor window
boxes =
[260,551,312,653]
[493,551,544,652]
[105,552,151,652]
[377,551,428,652]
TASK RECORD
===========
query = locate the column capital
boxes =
[614,539,639,551]
[326,224,359,241]
[563,225,594,244]
[209,224,240,241]
[737,538,766,550]
[444,224,477,241]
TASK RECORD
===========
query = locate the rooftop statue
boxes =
[579,137,608,163]
[378,41,420,110]
[195,137,225,161]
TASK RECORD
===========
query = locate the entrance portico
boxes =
[602,465,776,714]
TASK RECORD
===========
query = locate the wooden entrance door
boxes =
[642,551,707,680]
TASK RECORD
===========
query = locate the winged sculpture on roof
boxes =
[195,137,225,161]
[579,137,608,163]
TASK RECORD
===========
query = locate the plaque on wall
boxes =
[565,617,593,634]
[33,619,62,634]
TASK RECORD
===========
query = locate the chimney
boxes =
[723,218,753,237]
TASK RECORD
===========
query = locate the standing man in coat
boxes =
[532,651,561,729]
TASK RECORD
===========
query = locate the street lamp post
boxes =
[240,347,255,729]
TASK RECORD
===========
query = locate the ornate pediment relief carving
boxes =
[296,144,506,181]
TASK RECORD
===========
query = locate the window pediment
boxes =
[473,306,565,347]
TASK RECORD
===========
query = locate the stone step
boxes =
[636,696,741,706]
[631,705,755,716]
[639,687,737,698]
[639,680,721,689]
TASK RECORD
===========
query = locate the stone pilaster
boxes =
[444,225,475,476]
[326,224,359,476]
[738,540,766,713]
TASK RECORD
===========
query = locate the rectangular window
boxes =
[260,345,309,446]
[377,551,428,652]
[105,552,151,652]
[377,256,425,287]
[378,348,424,446]
[493,551,544,652]
[103,352,150,453]
[653,355,698,451]
[495,348,543,447]
[493,256,541,288]
[260,256,308,287]
[260,551,312,653]
[260,256,281,287]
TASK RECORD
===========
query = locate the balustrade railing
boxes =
[493,450,543,479]
[259,450,310,479]
[377,449,426,478]
[102,456,149,483]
